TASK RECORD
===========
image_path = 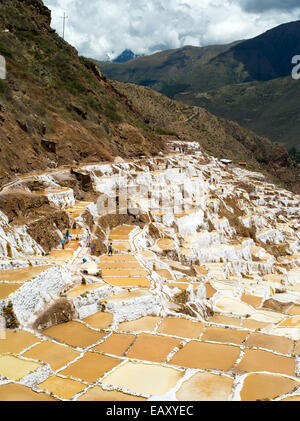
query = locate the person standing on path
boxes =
[108,243,113,256]
[66,230,70,243]
[87,231,91,247]
[61,237,65,250]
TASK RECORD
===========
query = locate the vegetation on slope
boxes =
[0,0,164,185]
[176,75,300,151]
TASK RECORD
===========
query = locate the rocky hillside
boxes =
[112,81,300,194]
[176,75,300,152]
[0,0,164,186]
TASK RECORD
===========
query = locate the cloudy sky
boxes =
[44,0,300,60]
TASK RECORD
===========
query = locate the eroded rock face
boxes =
[32,299,77,331]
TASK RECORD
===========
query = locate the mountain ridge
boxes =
[94,20,300,150]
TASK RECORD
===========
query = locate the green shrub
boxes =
[0,43,12,58]
[154,127,178,136]
[104,107,123,122]
[63,80,86,94]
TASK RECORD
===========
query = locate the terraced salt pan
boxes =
[23,340,80,371]
[171,341,240,371]
[0,383,57,401]
[202,326,249,345]
[249,309,286,324]
[47,250,74,260]
[0,283,23,299]
[38,376,86,400]
[99,261,140,270]
[241,294,263,308]
[237,349,295,376]
[66,283,105,298]
[43,321,106,348]
[165,281,198,292]
[65,241,81,251]
[83,312,114,330]
[77,386,146,401]
[206,314,242,328]
[0,265,52,282]
[288,305,300,315]
[100,254,138,262]
[101,362,184,396]
[0,329,40,354]
[110,241,131,252]
[245,332,294,355]
[118,316,161,333]
[126,333,181,363]
[176,372,234,401]
[155,269,173,280]
[59,352,122,383]
[156,239,176,251]
[65,208,85,219]
[92,333,135,356]
[214,297,255,316]
[238,373,299,401]
[0,355,42,381]
[204,263,228,280]
[102,269,148,277]
[157,318,205,339]
[270,316,300,340]
[109,226,136,236]
[103,277,151,288]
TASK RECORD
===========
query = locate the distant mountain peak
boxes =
[112,49,143,63]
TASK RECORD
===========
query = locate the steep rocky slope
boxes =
[0,0,164,186]
[176,75,300,152]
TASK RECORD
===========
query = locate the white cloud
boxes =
[44,0,300,60]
